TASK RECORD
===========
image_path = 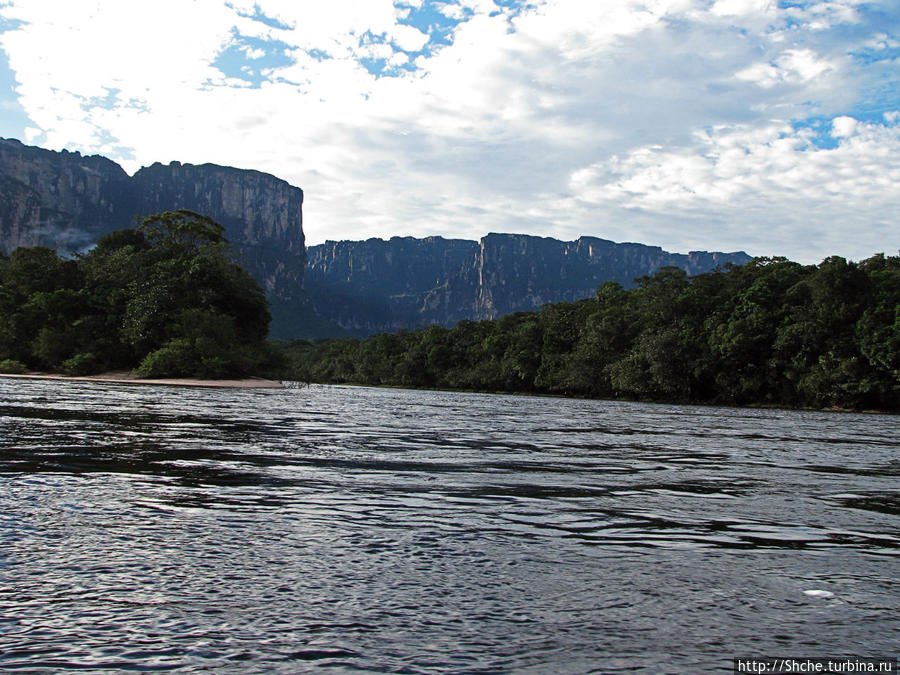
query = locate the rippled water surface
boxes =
[1,379,898,673]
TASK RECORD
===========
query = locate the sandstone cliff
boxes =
[306,234,751,336]
[0,140,133,252]
[131,162,305,306]
[305,236,481,334]
[0,138,307,338]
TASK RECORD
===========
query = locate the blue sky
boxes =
[0,0,898,262]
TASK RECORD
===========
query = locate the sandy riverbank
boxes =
[0,371,285,389]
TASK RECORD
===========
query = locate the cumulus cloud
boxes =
[567,117,900,259]
[0,0,897,263]
[737,49,839,89]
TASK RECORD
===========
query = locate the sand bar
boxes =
[0,371,284,389]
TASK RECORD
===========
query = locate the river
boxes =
[1,379,898,673]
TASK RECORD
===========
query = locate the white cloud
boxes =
[436,2,468,20]
[243,47,267,60]
[737,49,839,89]
[863,33,900,50]
[389,23,430,52]
[783,0,865,31]
[779,49,835,82]
[831,115,857,137]
[388,51,410,66]
[0,0,896,264]
[567,117,900,260]
[710,0,775,18]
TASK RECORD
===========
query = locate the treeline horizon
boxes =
[278,253,899,411]
[2,217,897,412]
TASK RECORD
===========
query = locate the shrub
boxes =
[62,352,102,376]
[196,355,231,379]
[0,358,28,374]
[134,339,196,378]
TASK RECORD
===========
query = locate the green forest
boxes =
[0,210,281,378]
[279,254,899,411]
[2,211,897,411]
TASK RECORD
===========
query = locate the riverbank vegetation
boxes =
[0,210,282,378]
[3,217,897,410]
[276,254,899,411]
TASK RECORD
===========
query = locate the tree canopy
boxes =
[0,210,279,378]
[277,254,899,411]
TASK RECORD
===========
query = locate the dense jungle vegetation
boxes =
[0,210,281,378]
[278,254,899,411]
[2,211,897,412]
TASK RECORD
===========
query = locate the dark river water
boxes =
[1,379,898,673]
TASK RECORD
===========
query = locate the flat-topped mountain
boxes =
[0,138,751,339]
[306,234,750,336]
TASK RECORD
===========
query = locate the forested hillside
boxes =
[279,255,899,411]
[0,210,280,378]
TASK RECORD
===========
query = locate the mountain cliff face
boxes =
[306,234,751,336]
[0,140,133,252]
[0,138,307,338]
[305,237,481,334]
[131,162,305,307]
[475,234,748,317]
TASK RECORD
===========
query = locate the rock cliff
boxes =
[306,234,751,336]
[0,140,133,252]
[0,138,307,338]
[305,236,481,334]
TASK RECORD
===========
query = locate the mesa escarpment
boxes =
[303,236,480,334]
[131,161,305,306]
[0,140,133,253]
[1,138,751,339]
[305,234,751,336]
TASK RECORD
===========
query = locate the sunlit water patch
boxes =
[1,380,898,672]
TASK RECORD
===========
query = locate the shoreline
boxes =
[0,371,285,389]
[312,381,894,415]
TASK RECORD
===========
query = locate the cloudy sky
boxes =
[0,0,897,262]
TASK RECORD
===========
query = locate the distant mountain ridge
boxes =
[306,234,751,336]
[0,138,751,340]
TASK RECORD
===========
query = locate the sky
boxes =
[0,0,897,263]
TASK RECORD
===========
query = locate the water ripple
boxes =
[1,380,898,672]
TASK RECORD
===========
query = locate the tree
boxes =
[0,247,83,367]
[0,211,275,378]
[125,211,272,377]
